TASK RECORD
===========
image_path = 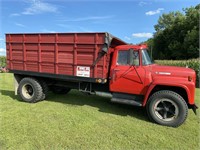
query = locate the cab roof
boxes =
[115,44,148,50]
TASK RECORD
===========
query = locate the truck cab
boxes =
[109,44,197,127]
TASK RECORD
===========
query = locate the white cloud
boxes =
[124,36,131,41]
[145,8,164,16]
[139,1,148,7]
[59,16,114,22]
[0,48,6,52]
[22,0,58,15]
[10,13,21,17]
[0,38,4,41]
[15,23,26,28]
[132,33,153,38]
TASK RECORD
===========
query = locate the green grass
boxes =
[0,73,200,150]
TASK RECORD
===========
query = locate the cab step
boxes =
[111,98,142,106]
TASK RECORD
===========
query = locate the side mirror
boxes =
[129,48,134,65]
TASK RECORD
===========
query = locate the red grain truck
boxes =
[6,32,197,127]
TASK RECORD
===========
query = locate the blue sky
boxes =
[0,0,199,55]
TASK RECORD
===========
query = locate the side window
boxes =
[133,51,139,66]
[117,51,129,65]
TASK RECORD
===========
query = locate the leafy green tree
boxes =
[183,4,199,58]
[148,4,199,60]
[0,56,6,67]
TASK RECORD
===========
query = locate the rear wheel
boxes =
[18,77,43,103]
[51,86,71,94]
[39,80,49,100]
[146,90,188,127]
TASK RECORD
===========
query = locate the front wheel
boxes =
[146,90,188,127]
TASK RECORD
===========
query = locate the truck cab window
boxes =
[117,51,129,65]
[117,50,139,66]
[142,49,152,65]
[132,51,139,66]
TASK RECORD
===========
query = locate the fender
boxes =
[142,77,195,106]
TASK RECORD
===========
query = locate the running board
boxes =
[111,98,142,107]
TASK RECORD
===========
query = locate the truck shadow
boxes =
[1,90,19,100]
[1,90,149,123]
[47,90,149,122]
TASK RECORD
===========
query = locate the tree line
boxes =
[146,4,199,60]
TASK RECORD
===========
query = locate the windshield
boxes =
[142,49,153,65]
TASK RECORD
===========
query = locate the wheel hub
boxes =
[22,83,34,99]
[154,99,179,122]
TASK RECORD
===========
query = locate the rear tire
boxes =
[18,77,43,103]
[146,90,188,127]
[39,80,49,100]
[51,86,71,94]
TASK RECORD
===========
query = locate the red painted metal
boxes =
[6,33,126,79]
[6,32,196,106]
[109,45,196,105]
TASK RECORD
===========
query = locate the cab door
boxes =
[109,49,146,95]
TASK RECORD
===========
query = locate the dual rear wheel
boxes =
[17,77,70,103]
[18,78,43,103]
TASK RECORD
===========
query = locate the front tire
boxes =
[146,90,188,127]
[18,77,43,103]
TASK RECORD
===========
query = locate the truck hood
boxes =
[149,64,196,79]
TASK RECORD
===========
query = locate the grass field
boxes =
[0,73,200,150]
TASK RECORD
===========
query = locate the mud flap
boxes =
[191,104,198,115]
